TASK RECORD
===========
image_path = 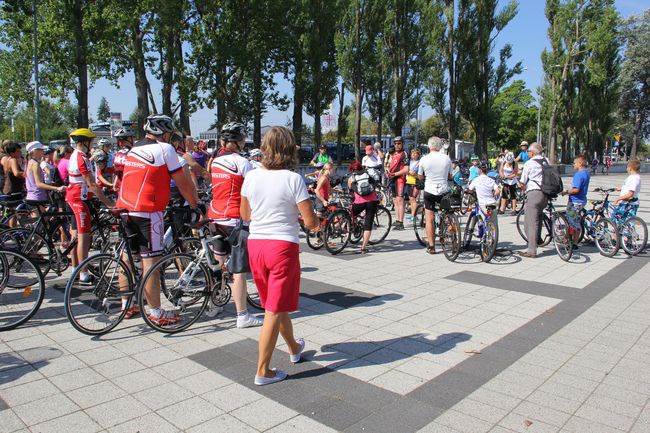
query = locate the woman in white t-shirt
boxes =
[241,126,319,386]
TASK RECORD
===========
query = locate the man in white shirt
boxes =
[519,142,546,258]
[417,136,453,254]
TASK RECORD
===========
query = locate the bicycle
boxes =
[516,197,573,261]
[137,220,261,333]
[0,249,46,331]
[458,202,499,263]
[323,202,392,255]
[572,192,620,257]
[414,189,462,247]
[594,187,647,256]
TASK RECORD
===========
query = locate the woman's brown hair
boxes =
[261,126,298,170]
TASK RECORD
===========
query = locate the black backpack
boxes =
[352,171,375,196]
[534,159,563,198]
[50,165,64,186]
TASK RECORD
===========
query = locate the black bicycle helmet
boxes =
[114,126,135,138]
[144,114,176,136]
[220,122,247,141]
[478,161,490,172]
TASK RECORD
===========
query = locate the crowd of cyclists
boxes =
[0,115,646,338]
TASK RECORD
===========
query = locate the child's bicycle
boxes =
[452,201,499,263]
[592,187,647,255]
[575,195,620,257]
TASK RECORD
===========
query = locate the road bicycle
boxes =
[0,249,45,331]
[323,202,392,255]
[137,220,261,333]
[516,197,573,261]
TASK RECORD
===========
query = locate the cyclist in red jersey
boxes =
[67,128,115,283]
[116,114,200,325]
[112,126,135,192]
[388,137,409,229]
[208,122,262,328]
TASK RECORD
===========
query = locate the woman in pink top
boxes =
[348,160,379,254]
[55,145,73,184]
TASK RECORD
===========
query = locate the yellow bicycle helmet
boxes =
[69,128,96,141]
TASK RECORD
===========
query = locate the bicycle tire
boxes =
[481,216,499,263]
[463,212,475,250]
[620,216,648,256]
[306,230,325,250]
[594,218,620,257]
[138,253,211,333]
[516,210,552,247]
[0,228,53,277]
[0,250,45,331]
[64,253,134,336]
[413,204,427,246]
[552,212,573,262]
[246,271,264,311]
[441,212,461,262]
[368,205,392,245]
[324,210,351,255]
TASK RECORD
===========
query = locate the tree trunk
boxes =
[336,82,345,164]
[548,102,558,163]
[292,66,304,148]
[314,104,322,148]
[252,69,262,147]
[354,87,363,160]
[132,19,150,138]
[376,72,384,144]
[216,63,227,128]
[630,109,643,159]
[446,0,456,159]
[161,35,175,117]
[174,36,190,135]
[72,0,88,127]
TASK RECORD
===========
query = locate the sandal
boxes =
[426,246,436,255]
[359,247,369,254]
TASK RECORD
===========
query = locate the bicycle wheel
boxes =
[0,250,45,331]
[245,271,263,311]
[552,212,573,262]
[369,205,392,245]
[441,212,461,261]
[0,228,53,277]
[324,210,351,255]
[619,216,648,256]
[481,216,499,263]
[375,189,387,208]
[64,254,134,335]
[306,230,324,250]
[138,253,211,333]
[516,210,552,247]
[413,204,427,246]
[594,218,620,257]
[460,193,475,215]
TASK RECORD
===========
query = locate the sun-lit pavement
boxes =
[1,173,649,433]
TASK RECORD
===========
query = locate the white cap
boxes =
[26,141,45,153]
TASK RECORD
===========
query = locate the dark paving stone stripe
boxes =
[190,256,648,432]
[300,278,387,309]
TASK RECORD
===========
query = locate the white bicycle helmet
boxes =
[114,126,135,138]
[250,148,263,158]
[144,114,176,136]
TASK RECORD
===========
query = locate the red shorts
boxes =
[68,201,91,234]
[247,239,301,313]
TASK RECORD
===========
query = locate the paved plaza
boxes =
[1,173,649,433]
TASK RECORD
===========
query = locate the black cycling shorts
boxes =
[423,191,444,211]
[352,201,379,231]
[122,212,164,258]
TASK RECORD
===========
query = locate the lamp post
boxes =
[32,0,41,141]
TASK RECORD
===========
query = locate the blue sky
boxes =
[87,0,649,135]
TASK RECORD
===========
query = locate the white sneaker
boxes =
[205,305,223,318]
[237,313,263,328]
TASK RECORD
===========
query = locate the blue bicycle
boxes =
[460,201,499,263]
[593,187,647,256]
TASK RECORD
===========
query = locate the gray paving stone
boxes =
[186,413,259,433]
[230,397,298,431]
[12,393,80,426]
[0,408,26,432]
[85,395,150,429]
[30,410,102,433]
[108,412,180,433]
[67,380,127,409]
[0,378,59,407]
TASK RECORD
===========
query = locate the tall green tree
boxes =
[619,9,650,159]
[426,0,460,158]
[383,0,430,137]
[492,80,537,148]
[97,97,111,122]
[456,0,521,158]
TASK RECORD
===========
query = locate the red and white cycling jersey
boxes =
[208,152,252,224]
[66,149,94,203]
[116,141,182,213]
[112,148,130,191]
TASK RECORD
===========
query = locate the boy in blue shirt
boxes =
[562,155,590,247]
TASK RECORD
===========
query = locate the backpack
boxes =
[352,171,375,196]
[534,158,563,198]
[50,164,64,186]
